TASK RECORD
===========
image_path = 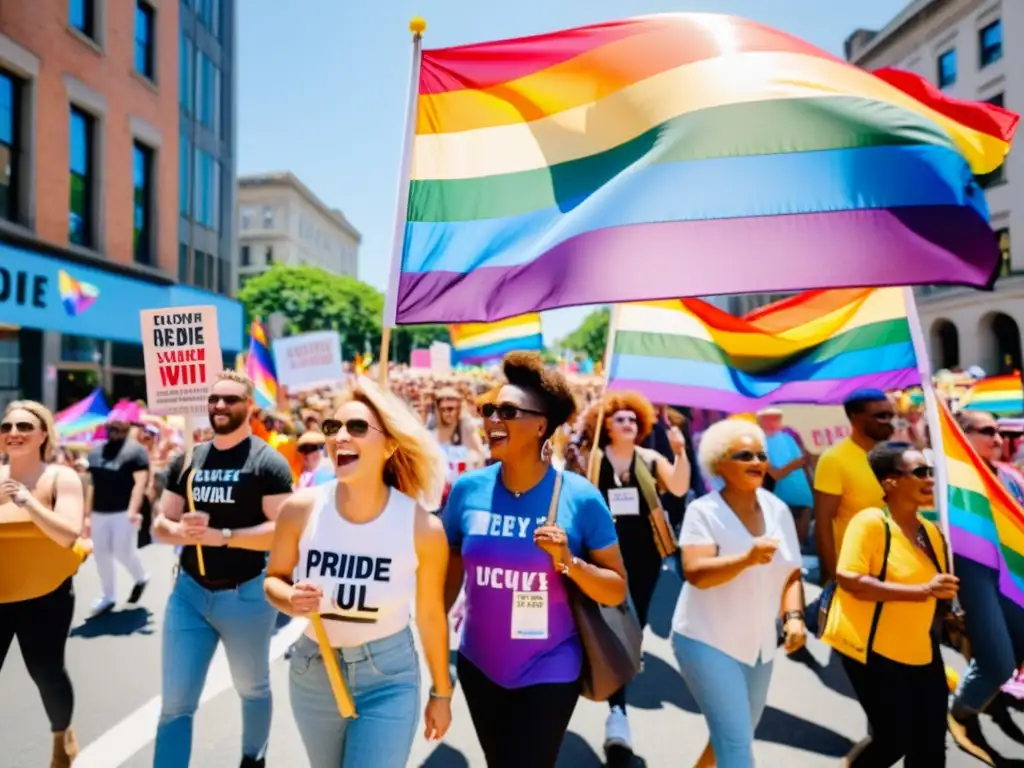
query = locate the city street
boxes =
[2,544,1022,767]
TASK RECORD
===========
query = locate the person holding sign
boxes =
[265,377,452,767]
[442,353,627,768]
[152,371,294,768]
[0,401,87,768]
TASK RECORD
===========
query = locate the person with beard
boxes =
[152,371,295,768]
[85,414,150,616]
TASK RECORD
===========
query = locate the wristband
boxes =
[782,610,804,624]
[429,686,452,700]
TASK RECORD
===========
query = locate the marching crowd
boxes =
[2,353,1024,767]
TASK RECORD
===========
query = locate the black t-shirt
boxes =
[88,440,150,513]
[166,436,293,586]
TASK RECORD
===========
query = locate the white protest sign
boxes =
[272,330,343,390]
[430,341,452,374]
[140,305,222,415]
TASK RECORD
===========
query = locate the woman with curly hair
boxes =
[265,377,453,766]
[573,390,690,763]
[443,352,627,767]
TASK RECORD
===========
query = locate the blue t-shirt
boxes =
[765,431,813,508]
[444,464,618,688]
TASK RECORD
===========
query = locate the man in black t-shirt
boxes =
[152,370,293,768]
[86,416,150,615]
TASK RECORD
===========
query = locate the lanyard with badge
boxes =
[510,472,564,641]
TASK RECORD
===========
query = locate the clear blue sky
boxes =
[237,0,909,345]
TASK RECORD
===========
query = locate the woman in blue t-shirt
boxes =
[443,352,627,768]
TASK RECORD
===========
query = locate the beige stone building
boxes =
[236,171,360,291]
[846,0,1021,375]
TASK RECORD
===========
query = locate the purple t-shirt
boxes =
[444,464,618,689]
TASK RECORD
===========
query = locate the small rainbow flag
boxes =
[939,399,1024,606]
[449,314,543,366]
[390,14,1017,324]
[959,373,1024,416]
[246,319,278,411]
[54,388,109,438]
[608,288,918,411]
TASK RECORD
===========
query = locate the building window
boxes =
[240,244,251,266]
[179,28,193,113]
[937,49,956,88]
[69,107,94,247]
[70,0,96,40]
[197,53,219,130]
[240,207,253,229]
[193,248,206,286]
[134,2,156,80]
[205,252,215,289]
[0,72,21,224]
[195,150,213,228]
[197,0,216,33]
[997,227,1011,277]
[178,243,189,282]
[979,20,1003,68]
[263,206,274,228]
[179,132,191,214]
[976,94,1006,188]
[218,255,230,295]
[133,142,154,265]
[265,246,274,265]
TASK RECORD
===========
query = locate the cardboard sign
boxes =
[430,341,452,374]
[410,348,431,369]
[140,305,222,415]
[272,330,343,390]
[778,404,851,455]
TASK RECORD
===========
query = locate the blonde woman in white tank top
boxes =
[265,378,452,768]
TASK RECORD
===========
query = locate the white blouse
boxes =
[671,488,802,666]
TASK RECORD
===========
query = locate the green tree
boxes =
[560,307,610,362]
[390,325,450,364]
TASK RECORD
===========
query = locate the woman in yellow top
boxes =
[822,441,958,767]
[0,401,87,768]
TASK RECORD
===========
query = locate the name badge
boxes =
[608,487,640,517]
[511,591,548,640]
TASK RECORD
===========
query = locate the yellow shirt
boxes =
[813,438,884,553]
[822,508,947,665]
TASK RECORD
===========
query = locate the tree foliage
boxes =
[236,264,450,363]
[560,307,610,362]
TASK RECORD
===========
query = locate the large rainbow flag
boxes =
[939,399,1024,606]
[390,13,1017,324]
[959,373,1024,416]
[449,313,543,365]
[246,319,278,411]
[608,288,918,411]
[55,388,109,438]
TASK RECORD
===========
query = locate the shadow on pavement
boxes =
[70,606,154,638]
[755,706,853,757]
[787,645,858,701]
[646,567,682,641]
[556,731,604,766]
[419,743,470,767]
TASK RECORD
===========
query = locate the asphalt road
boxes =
[2,544,1023,767]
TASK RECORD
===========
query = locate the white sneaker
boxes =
[89,598,115,617]
[604,705,632,751]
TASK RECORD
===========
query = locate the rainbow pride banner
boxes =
[608,288,919,411]
[246,319,278,411]
[959,373,1024,416]
[55,388,109,438]
[449,313,543,365]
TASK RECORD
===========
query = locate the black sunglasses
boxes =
[208,394,246,407]
[297,444,323,455]
[903,465,935,479]
[481,403,545,421]
[321,418,380,438]
[730,450,768,463]
[0,421,39,435]
[967,426,1000,438]
[872,411,896,422]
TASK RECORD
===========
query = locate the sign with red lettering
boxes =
[271,330,343,390]
[140,305,222,415]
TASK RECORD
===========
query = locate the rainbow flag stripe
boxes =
[960,373,1024,416]
[609,288,919,411]
[449,313,543,365]
[246,319,278,411]
[54,387,109,438]
[394,14,1017,323]
[940,399,1024,606]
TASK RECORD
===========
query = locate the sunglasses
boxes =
[0,421,39,435]
[902,465,935,479]
[321,418,380,438]
[297,444,323,455]
[612,414,638,425]
[208,394,246,407]
[967,426,1000,438]
[481,403,545,421]
[872,411,896,422]
[730,450,768,463]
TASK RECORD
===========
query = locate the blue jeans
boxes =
[289,627,420,767]
[952,555,1024,714]
[672,633,773,768]
[154,571,277,767]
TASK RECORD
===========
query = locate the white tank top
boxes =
[297,481,418,647]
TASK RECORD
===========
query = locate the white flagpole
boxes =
[902,286,954,552]
[379,18,427,385]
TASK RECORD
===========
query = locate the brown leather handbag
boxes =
[633,455,678,559]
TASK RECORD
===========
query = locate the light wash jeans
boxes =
[289,627,420,768]
[673,633,773,768]
[154,571,277,767]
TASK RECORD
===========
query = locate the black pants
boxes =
[840,647,947,767]
[608,558,661,710]
[458,653,579,768]
[0,578,76,731]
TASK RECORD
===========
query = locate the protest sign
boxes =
[272,330,343,390]
[779,404,852,455]
[410,348,431,369]
[140,305,222,415]
[430,341,452,375]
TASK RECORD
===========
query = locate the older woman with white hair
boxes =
[671,418,805,768]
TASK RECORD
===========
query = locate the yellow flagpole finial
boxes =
[409,17,426,35]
